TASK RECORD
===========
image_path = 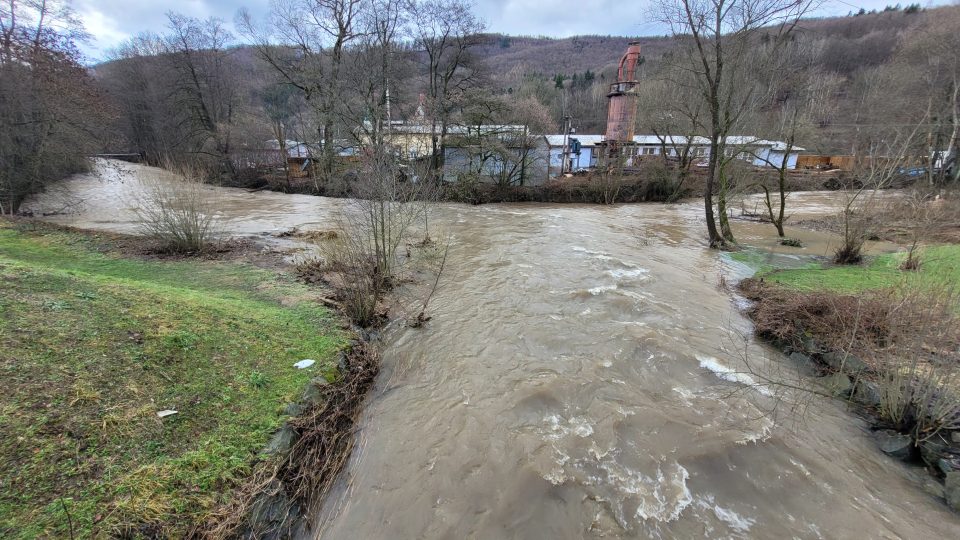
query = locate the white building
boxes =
[543,134,804,176]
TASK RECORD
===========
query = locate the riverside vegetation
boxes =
[0,220,346,537]
[3,146,445,537]
[733,227,960,510]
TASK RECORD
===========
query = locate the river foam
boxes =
[696,355,773,397]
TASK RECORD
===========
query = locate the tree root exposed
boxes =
[194,341,380,539]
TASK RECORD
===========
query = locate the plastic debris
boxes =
[294,359,316,369]
[157,409,178,418]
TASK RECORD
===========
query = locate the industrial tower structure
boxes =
[599,41,642,165]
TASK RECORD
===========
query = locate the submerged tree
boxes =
[747,40,841,237]
[654,0,816,248]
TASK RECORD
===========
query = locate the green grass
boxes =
[737,244,960,294]
[0,221,345,538]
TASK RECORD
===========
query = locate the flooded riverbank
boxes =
[25,160,960,538]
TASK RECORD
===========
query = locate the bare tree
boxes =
[450,91,553,188]
[892,7,960,185]
[748,41,842,237]
[636,67,706,202]
[655,0,816,247]
[828,57,933,264]
[103,15,252,177]
[238,0,363,185]
[163,13,242,176]
[102,34,176,165]
[0,0,104,214]
[315,145,435,325]
[407,0,485,176]
[261,84,293,186]
[835,129,925,264]
[340,0,410,149]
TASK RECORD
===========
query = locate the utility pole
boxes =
[561,115,573,174]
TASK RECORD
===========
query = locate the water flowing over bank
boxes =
[26,161,960,538]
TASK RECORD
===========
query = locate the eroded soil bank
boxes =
[24,161,960,538]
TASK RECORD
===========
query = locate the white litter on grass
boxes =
[157,410,178,418]
[294,359,316,369]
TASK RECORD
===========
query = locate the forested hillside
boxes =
[92,4,954,165]
[73,0,960,196]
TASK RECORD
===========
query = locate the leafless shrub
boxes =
[133,167,221,253]
[740,278,960,439]
[828,182,881,265]
[876,188,947,270]
[594,165,624,205]
[302,236,386,328]
[871,282,960,438]
[348,149,431,278]
[832,115,929,264]
[833,208,869,264]
[297,148,446,327]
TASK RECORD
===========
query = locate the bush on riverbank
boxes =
[134,167,221,253]
[0,220,345,537]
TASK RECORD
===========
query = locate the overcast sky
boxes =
[75,0,949,61]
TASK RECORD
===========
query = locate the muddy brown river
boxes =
[26,161,960,538]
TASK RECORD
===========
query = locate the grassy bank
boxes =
[732,244,960,294]
[0,220,345,537]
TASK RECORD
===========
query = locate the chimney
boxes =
[604,42,642,143]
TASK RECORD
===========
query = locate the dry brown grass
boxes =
[740,279,895,360]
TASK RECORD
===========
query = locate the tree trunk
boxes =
[704,142,723,247]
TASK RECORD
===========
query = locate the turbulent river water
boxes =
[26,160,960,539]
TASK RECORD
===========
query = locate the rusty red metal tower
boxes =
[604,41,642,143]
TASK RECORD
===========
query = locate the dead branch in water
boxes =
[409,238,450,328]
